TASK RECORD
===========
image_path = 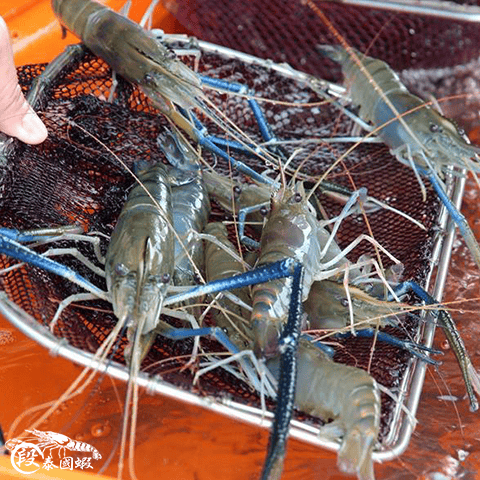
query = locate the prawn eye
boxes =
[260,205,269,216]
[294,192,302,203]
[115,263,129,276]
[340,298,349,307]
[161,273,171,284]
[457,127,465,136]
[233,185,242,197]
[144,73,155,86]
[429,123,442,133]
[165,45,177,60]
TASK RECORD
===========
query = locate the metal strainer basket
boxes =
[0,3,474,473]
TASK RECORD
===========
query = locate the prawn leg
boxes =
[0,233,106,300]
[335,330,442,365]
[422,168,480,268]
[0,225,105,270]
[393,281,480,412]
[0,225,83,242]
[149,317,244,364]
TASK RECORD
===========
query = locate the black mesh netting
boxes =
[163,0,480,74]
[162,0,480,130]
[0,39,442,442]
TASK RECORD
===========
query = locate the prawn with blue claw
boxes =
[307,38,480,274]
[0,2,479,478]
[1,125,459,480]
[202,164,479,480]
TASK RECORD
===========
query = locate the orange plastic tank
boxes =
[1,2,480,480]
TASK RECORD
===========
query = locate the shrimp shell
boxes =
[319,45,480,174]
[170,170,210,286]
[105,162,174,339]
[51,0,203,112]
[304,280,406,330]
[251,182,344,357]
[267,339,380,480]
[204,221,252,350]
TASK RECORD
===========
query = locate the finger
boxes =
[0,17,48,144]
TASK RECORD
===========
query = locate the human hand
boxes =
[0,16,48,144]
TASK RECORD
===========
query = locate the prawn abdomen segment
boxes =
[267,341,380,480]
[251,277,293,357]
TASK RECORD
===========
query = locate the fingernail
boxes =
[17,112,48,144]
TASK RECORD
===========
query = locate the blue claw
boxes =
[261,262,303,480]
[421,169,480,270]
[183,109,274,185]
[196,127,274,185]
[165,259,296,306]
[179,74,280,186]
[0,228,45,242]
[200,75,276,144]
[162,325,240,356]
[0,233,105,299]
[335,329,442,365]
[392,280,479,412]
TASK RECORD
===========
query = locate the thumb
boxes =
[0,16,48,144]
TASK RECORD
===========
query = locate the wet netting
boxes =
[0,36,441,447]
[163,0,480,129]
[163,0,480,73]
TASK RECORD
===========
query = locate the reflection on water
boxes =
[0,200,479,480]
